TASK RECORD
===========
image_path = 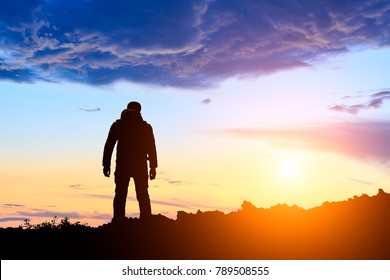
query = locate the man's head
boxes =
[120,108,141,122]
[127,101,142,113]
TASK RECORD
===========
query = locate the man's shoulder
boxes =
[109,119,125,131]
[141,121,154,133]
[142,120,153,128]
[115,118,132,125]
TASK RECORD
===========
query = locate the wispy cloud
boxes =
[167,180,184,185]
[68,184,92,190]
[214,121,390,164]
[78,108,101,113]
[1,0,389,87]
[329,91,390,114]
[12,209,111,222]
[80,193,113,200]
[2,203,25,207]
[16,210,83,219]
[201,98,211,105]
[80,191,199,210]
[0,203,110,222]
[349,178,374,186]
[0,217,27,223]
[152,199,193,210]
[69,184,83,189]
[157,175,191,186]
[152,197,225,211]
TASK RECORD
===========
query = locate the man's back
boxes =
[103,109,157,173]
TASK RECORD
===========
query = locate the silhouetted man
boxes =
[103,101,157,222]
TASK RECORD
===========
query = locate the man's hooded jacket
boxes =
[103,110,157,174]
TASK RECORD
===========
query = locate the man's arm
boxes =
[145,124,158,179]
[102,122,118,177]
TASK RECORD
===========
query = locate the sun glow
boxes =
[281,159,299,177]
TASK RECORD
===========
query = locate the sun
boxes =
[281,159,299,177]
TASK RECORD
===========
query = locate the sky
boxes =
[1,0,389,227]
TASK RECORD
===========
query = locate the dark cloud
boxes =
[1,0,389,87]
[329,91,390,114]
[78,108,101,113]
[215,121,390,164]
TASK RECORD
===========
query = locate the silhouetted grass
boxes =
[19,216,89,230]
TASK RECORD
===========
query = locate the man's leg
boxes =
[113,171,130,221]
[134,173,151,219]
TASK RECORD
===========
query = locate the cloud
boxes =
[16,210,83,218]
[201,98,211,105]
[1,0,389,87]
[68,184,84,189]
[152,197,227,211]
[12,209,112,222]
[328,104,365,115]
[167,180,184,185]
[157,175,192,186]
[80,193,113,200]
[0,217,27,223]
[1,203,109,222]
[349,178,374,185]
[329,91,390,114]
[216,121,390,164]
[2,204,25,207]
[68,184,93,191]
[83,191,196,210]
[152,199,193,209]
[78,108,101,113]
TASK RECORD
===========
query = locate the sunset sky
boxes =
[1,0,389,227]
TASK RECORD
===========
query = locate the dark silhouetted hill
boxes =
[1,189,389,260]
